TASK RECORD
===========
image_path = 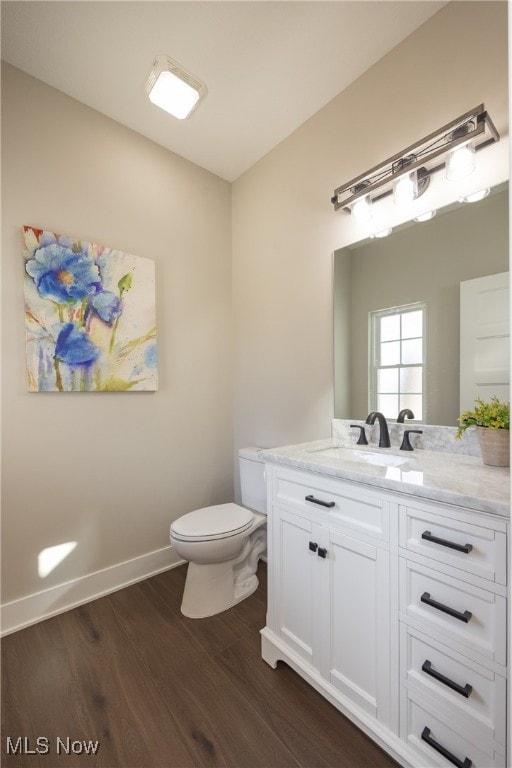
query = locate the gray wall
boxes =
[334,188,509,425]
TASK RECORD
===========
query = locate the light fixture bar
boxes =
[331,105,499,212]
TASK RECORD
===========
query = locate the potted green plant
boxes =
[456,396,510,467]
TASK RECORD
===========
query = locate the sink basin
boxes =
[308,445,410,467]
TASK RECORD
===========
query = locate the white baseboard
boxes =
[1,545,185,636]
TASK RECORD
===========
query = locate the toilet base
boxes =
[181,561,259,619]
[179,522,267,619]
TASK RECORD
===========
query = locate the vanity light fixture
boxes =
[145,55,207,120]
[331,104,499,215]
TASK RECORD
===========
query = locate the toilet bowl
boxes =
[169,448,267,619]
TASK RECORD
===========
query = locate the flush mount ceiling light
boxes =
[145,55,207,120]
[331,105,499,216]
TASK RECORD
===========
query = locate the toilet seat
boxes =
[170,503,254,542]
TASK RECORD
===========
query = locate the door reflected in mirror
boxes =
[333,183,509,426]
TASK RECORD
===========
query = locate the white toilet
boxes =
[169,448,267,618]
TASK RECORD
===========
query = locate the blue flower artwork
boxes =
[24,226,158,392]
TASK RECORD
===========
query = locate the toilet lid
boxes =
[170,503,254,542]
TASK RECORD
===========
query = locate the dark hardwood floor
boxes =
[2,563,399,767]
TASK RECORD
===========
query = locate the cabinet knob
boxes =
[308,541,318,552]
[317,547,327,559]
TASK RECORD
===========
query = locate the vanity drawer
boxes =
[400,623,506,748]
[399,502,507,585]
[400,685,506,768]
[399,558,506,666]
[271,467,389,542]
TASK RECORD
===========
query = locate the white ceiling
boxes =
[1,1,447,181]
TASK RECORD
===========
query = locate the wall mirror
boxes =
[333,182,509,426]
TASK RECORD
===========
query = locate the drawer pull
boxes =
[421,660,473,698]
[305,494,335,508]
[317,547,327,559]
[420,592,472,623]
[421,530,473,554]
[308,541,318,552]
[421,727,472,768]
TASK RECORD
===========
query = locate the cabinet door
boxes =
[321,529,391,725]
[272,507,321,669]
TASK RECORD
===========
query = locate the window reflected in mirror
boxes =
[370,303,425,420]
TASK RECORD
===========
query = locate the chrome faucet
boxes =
[365,411,391,448]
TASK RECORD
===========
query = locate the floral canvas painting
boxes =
[23,226,158,392]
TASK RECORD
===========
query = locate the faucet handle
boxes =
[350,424,368,446]
[400,429,423,451]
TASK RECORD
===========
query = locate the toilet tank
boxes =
[238,447,267,514]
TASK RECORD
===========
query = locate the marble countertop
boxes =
[259,438,510,518]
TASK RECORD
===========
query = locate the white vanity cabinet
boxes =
[261,465,395,736]
[261,459,509,768]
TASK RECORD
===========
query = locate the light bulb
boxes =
[370,228,392,239]
[393,170,417,208]
[459,188,490,203]
[414,210,436,222]
[446,142,476,181]
[351,194,373,224]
